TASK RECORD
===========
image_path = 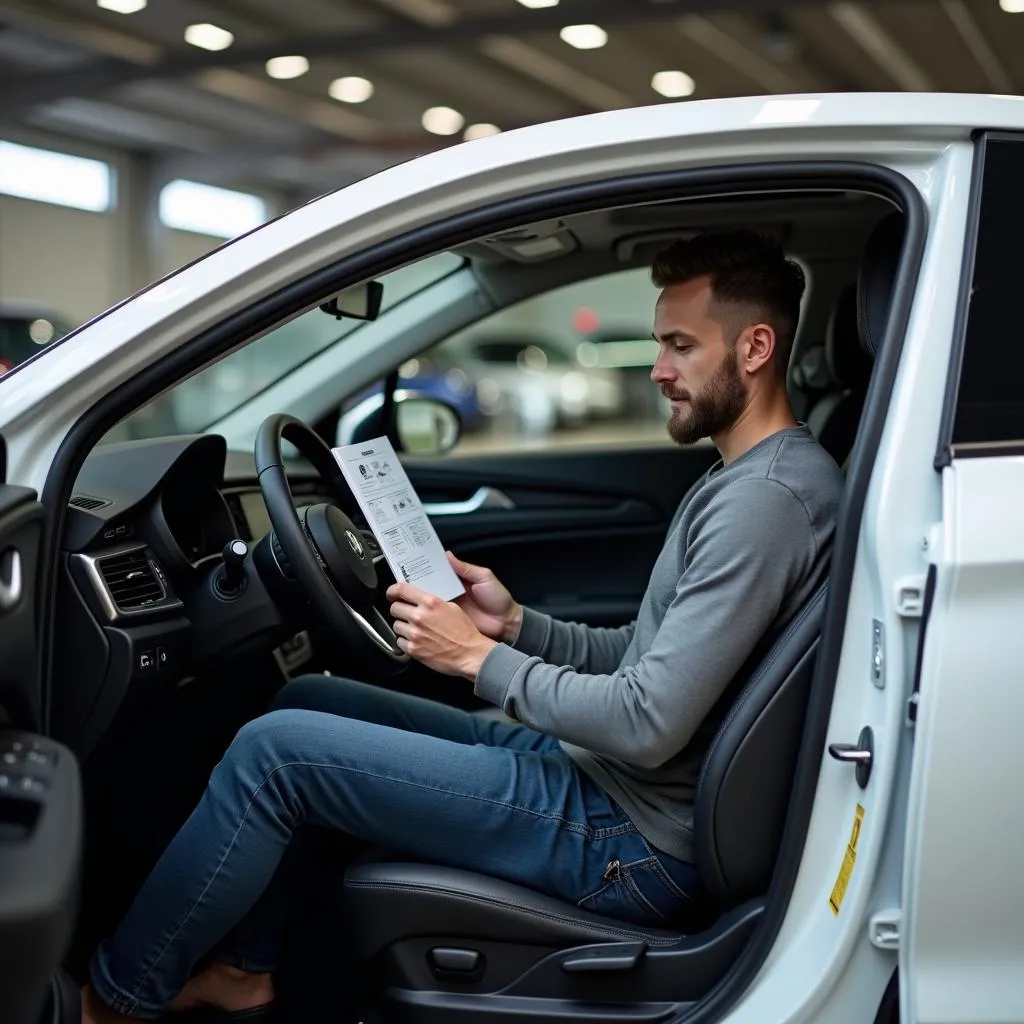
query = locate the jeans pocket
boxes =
[576,857,684,926]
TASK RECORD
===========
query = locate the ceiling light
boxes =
[652,70,695,98]
[559,24,607,49]
[1000,0,1024,11]
[464,123,502,141]
[516,0,559,7]
[328,76,374,103]
[422,106,465,136]
[184,23,234,51]
[97,0,147,12]
[265,55,309,79]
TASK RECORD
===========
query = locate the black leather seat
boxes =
[802,212,903,470]
[330,584,828,1020]
[318,211,907,1022]
[807,283,872,467]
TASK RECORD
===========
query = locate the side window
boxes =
[409,268,669,455]
[951,135,1024,452]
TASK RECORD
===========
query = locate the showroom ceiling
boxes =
[0,0,1020,201]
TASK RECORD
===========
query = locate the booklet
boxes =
[331,436,465,602]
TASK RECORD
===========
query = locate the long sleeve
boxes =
[511,606,636,676]
[475,479,815,768]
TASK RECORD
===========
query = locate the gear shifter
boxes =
[216,538,249,597]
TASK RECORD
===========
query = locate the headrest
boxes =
[826,284,871,391]
[792,345,832,391]
[856,212,904,357]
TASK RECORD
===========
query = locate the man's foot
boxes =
[169,962,275,1014]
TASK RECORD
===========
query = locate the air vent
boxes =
[70,494,110,511]
[222,492,248,538]
[97,550,163,610]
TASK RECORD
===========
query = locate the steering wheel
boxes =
[254,413,408,664]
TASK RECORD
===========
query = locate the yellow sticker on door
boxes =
[829,803,865,916]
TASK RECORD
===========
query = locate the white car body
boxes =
[2,92,1024,1024]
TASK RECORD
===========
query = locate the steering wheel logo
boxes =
[345,529,365,559]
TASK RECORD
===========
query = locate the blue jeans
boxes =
[90,675,702,1018]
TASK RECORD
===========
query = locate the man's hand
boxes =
[447,552,523,644]
[387,581,498,679]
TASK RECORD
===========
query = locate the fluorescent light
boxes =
[1000,0,1024,11]
[516,0,559,7]
[559,24,607,49]
[463,123,501,140]
[184,23,234,51]
[422,106,464,136]
[328,76,374,103]
[652,70,695,98]
[265,55,309,80]
[159,179,266,239]
[0,141,112,212]
[97,0,147,12]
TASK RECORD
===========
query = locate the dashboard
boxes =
[54,433,371,757]
[65,434,345,564]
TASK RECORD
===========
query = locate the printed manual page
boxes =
[331,436,465,602]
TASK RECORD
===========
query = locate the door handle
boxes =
[0,549,22,612]
[828,726,874,788]
[422,487,515,517]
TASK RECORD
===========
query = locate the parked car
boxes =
[0,300,72,374]
[2,93,1024,1024]
[430,330,624,435]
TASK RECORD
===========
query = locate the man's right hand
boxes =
[447,552,523,644]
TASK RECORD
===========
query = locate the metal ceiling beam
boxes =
[0,0,910,117]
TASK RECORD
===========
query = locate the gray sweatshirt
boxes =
[475,426,843,862]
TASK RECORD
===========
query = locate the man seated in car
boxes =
[82,231,843,1023]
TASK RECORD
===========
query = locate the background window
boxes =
[158,179,268,239]
[0,141,113,213]
[952,135,1024,449]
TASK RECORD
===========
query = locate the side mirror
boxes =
[395,396,461,454]
[337,392,462,457]
[319,280,384,322]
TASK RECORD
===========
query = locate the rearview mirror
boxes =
[319,280,384,322]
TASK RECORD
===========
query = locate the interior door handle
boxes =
[0,548,22,612]
[422,487,515,516]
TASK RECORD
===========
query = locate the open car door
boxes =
[0,436,82,1024]
[900,132,1024,1024]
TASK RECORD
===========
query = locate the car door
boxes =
[900,133,1024,1024]
[0,435,82,1024]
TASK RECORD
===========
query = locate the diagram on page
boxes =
[332,437,465,601]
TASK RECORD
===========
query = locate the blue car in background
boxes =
[396,355,484,430]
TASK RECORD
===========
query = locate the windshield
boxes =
[109,253,462,442]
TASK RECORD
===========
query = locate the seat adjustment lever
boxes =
[562,941,647,973]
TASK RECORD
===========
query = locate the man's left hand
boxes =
[387,581,498,679]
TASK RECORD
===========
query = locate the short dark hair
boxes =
[651,230,805,372]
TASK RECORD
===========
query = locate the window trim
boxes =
[936,130,1024,465]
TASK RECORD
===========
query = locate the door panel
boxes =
[407,444,718,626]
[0,461,82,1024]
[901,459,1024,1024]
